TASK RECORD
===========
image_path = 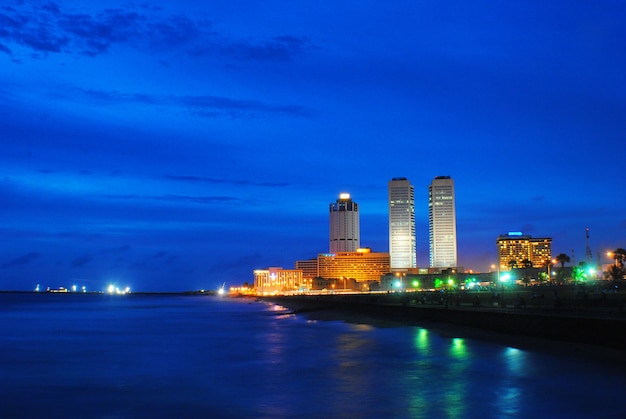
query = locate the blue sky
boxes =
[1,1,625,291]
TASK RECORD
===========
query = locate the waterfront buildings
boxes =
[254,267,303,294]
[496,232,552,271]
[295,248,390,283]
[294,258,318,280]
[317,248,390,282]
[329,193,360,253]
[428,176,458,268]
[388,177,416,271]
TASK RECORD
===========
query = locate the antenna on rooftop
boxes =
[585,227,593,264]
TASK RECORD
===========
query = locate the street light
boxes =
[491,264,500,284]
[395,272,405,292]
[500,273,510,307]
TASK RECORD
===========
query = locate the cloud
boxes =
[0,3,312,63]
[101,245,131,255]
[218,35,313,62]
[0,4,186,57]
[67,88,313,118]
[104,193,240,205]
[2,251,40,268]
[71,253,92,268]
[58,9,144,56]
[164,175,289,187]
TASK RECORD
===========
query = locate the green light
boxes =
[450,338,468,359]
[434,278,443,288]
[412,280,419,287]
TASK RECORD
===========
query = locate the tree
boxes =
[543,258,554,283]
[610,248,626,268]
[607,265,624,284]
[555,253,571,282]
[607,249,626,286]
[572,262,587,283]
[555,253,570,268]
[521,259,532,287]
[508,259,517,270]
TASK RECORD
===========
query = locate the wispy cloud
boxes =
[104,193,240,205]
[71,253,92,268]
[217,35,314,62]
[2,251,40,268]
[61,88,313,118]
[164,175,289,187]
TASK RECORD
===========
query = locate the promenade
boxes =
[260,285,626,351]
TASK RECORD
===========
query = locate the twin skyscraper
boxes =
[330,176,458,271]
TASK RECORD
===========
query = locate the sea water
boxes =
[1,293,625,419]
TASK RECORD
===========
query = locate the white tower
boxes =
[428,176,457,268]
[329,193,360,253]
[388,178,416,270]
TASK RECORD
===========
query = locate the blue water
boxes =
[1,294,625,418]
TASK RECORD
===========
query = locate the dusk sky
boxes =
[1,1,625,291]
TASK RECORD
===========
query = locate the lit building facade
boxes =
[388,177,416,270]
[497,232,552,271]
[254,267,303,294]
[428,176,457,268]
[295,258,318,279]
[329,193,360,253]
[317,248,390,282]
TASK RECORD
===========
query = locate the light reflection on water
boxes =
[2,294,626,418]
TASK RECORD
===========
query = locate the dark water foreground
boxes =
[2,293,626,418]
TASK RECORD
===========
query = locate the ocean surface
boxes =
[1,293,625,419]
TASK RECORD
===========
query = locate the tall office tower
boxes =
[329,193,360,253]
[388,178,416,270]
[428,176,458,268]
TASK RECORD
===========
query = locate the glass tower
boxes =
[428,176,457,268]
[388,178,416,270]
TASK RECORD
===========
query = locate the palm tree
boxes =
[521,259,532,286]
[555,253,570,283]
[508,259,517,270]
[543,258,554,283]
[607,264,624,284]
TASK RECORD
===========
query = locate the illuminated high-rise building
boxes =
[428,176,457,268]
[496,232,552,271]
[388,177,416,270]
[329,193,360,253]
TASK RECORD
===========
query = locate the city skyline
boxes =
[1,1,624,291]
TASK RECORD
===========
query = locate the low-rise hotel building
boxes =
[254,267,303,294]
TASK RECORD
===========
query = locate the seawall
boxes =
[261,293,626,350]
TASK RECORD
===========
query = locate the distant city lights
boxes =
[107,284,131,295]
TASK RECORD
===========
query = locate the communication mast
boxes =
[585,228,593,263]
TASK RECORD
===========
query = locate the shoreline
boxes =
[259,293,626,353]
